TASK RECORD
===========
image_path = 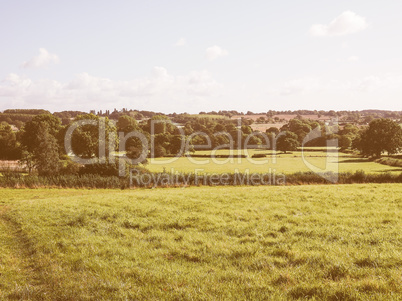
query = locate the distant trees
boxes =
[146,115,175,134]
[281,119,319,144]
[117,115,147,161]
[276,131,299,153]
[150,133,185,157]
[338,135,352,150]
[70,114,117,159]
[338,124,360,151]
[116,115,138,133]
[0,109,51,125]
[1,107,402,176]
[266,127,280,136]
[359,118,402,157]
[3,109,50,115]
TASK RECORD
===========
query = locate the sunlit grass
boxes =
[146,150,401,174]
[0,185,401,300]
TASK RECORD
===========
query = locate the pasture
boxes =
[146,149,402,174]
[0,185,401,300]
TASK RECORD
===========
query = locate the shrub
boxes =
[79,162,120,177]
[60,160,81,175]
[376,157,402,168]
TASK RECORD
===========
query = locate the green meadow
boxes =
[0,185,401,300]
[146,149,402,174]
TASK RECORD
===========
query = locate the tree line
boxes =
[0,111,401,176]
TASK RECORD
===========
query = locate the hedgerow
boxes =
[1,170,401,188]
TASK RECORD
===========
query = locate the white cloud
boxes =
[0,68,223,112]
[205,45,228,61]
[355,75,402,92]
[2,71,401,113]
[152,66,169,78]
[269,78,320,96]
[21,48,60,69]
[266,74,402,97]
[310,11,368,37]
[336,56,360,63]
[175,38,186,47]
[186,70,222,96]
[347,56,359,62]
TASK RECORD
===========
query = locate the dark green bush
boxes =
[79,162,120,177]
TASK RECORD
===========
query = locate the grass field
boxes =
[146,149,402,174]
[0,185,401,300]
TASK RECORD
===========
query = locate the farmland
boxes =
[2,1,402,300]
[0,185,401,300]
[146,149,402,174]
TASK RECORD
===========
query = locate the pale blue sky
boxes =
[1,0,402,113]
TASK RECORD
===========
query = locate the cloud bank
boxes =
[310,11,368,37]
[0,67,223,112]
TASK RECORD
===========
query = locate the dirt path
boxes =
[0,206,47,300]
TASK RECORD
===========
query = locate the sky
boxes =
[1,0,402,113]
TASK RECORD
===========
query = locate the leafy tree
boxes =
[34,123,61,175]
[116,115,147,157]
[244,134,263,148]
[213,123,225,132]
[126,146,148,165]
[116,115,138,133]
[183,122,194,135]
[169,135,184,155]
[70,114,117,159]
[61,117,71,125]
[20,114,62,153]
[211,132,231,149]
[266,127,279,136]
[18,114,62,174]
[0,122,21,159]
[265,127,279,150]
[338,124,360,151]
[154,133,170,152]
[146,115,173,134]
[14,120,24,130]
[338,135,352,151]
[359,118,402,157]
[281,119,312,143]
[59,157,81,175]
[152,145,166,158]
[339,124,359,137]
[19,151,36,174]
[241,125,252,135]
[276,131,299,153]
[19,123,61,175]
